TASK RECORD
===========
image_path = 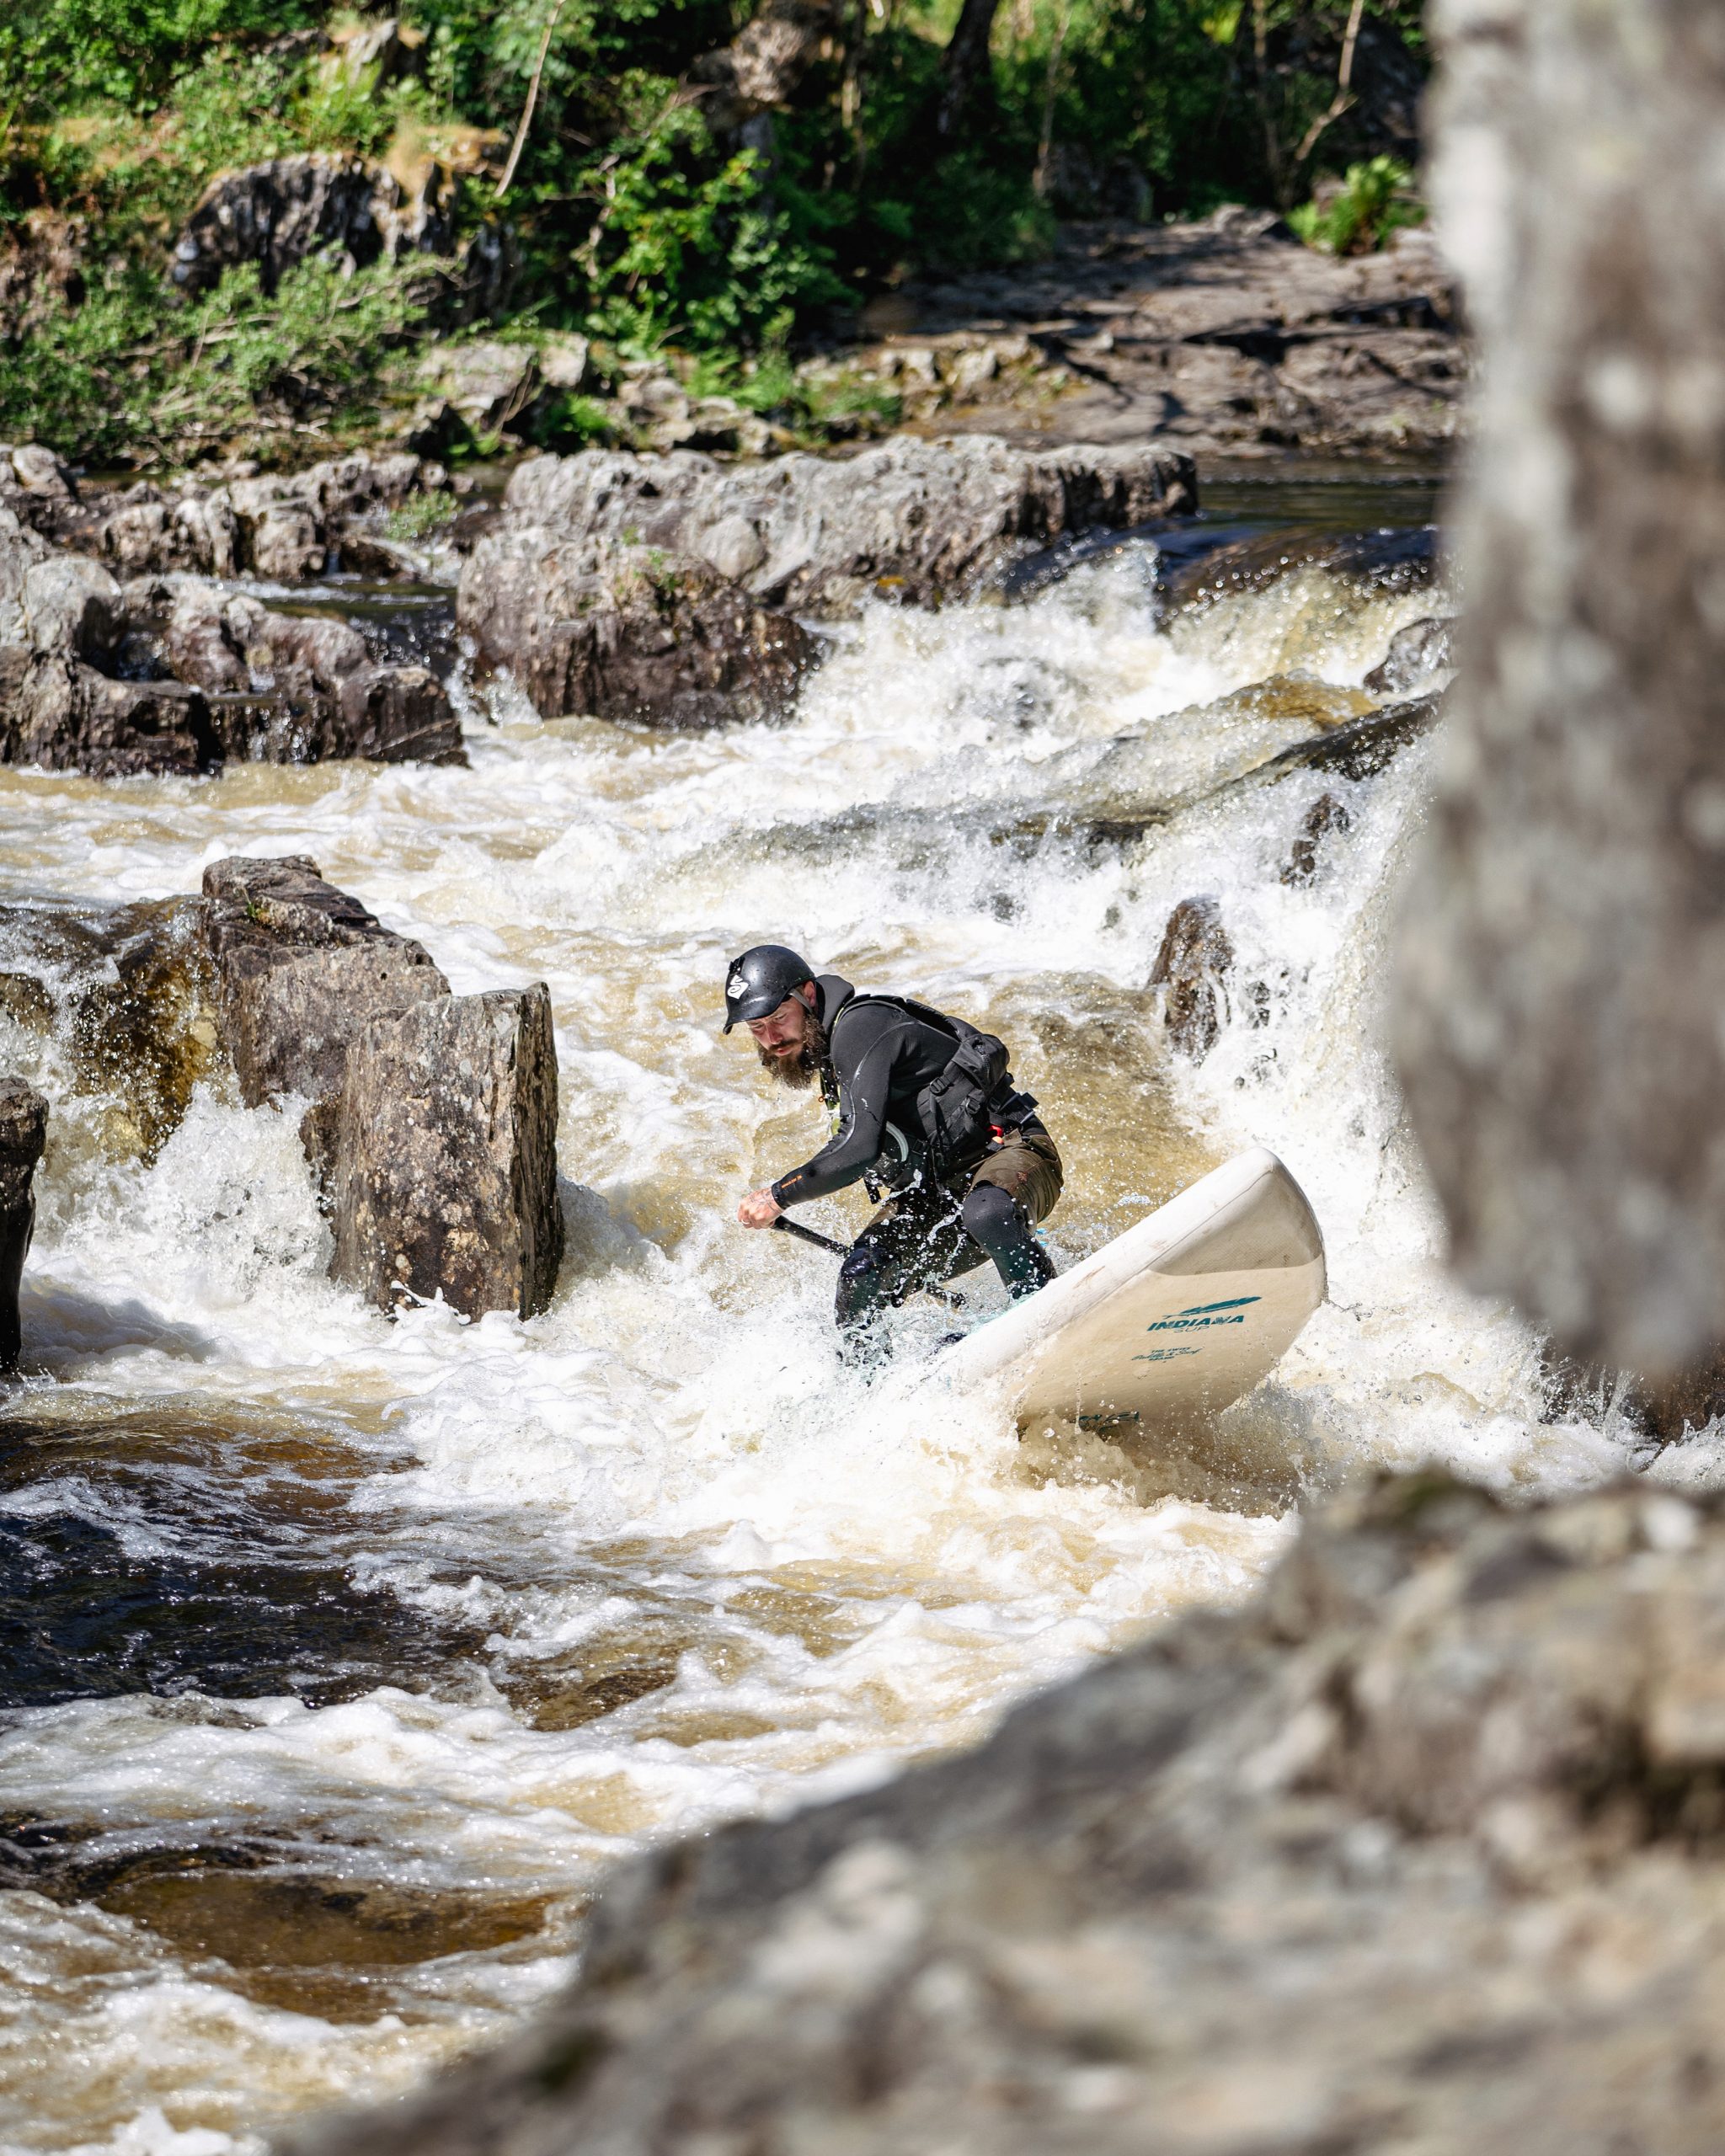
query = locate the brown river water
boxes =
[0,464,1653,2154]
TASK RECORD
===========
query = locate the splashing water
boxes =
[0,481,1647,2153]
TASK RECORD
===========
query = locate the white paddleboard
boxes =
[937,1146,1325,1434]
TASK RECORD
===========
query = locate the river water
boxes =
[0,465,1643,2155]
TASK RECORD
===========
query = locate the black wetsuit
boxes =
[770,975,1061,1337]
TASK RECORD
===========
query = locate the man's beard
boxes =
[759,1013,826,1091]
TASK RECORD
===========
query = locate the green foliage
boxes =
[0,0,1430,465]
[525,390,614,451]
[1289,155,1423,253]
[0,0,310,117]
[577,114,846,353]
[0,254,426,462]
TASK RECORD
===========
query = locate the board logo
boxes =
[1143,1294,1261,1335]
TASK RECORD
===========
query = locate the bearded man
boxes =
[726,944,1061,1344]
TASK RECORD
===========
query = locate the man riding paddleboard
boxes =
[726,945,1061,1349]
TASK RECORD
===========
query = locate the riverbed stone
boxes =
[1393,0,1725,1376]
[1364,611,1453,696]
[0,1081,45,1373]
[325,985,563,1319]
[1281,791,1353,886]
[200,854,450,1109]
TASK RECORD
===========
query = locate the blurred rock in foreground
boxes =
[291,1475,1725,2156]
[1396,0,1725,1377]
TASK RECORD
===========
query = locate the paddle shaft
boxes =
[770,1213,965,1311]
[772,1214,848,1259]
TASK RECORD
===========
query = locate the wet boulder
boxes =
[120,576,465,767]
[1162,524,1439,616]
[1051,674,1379,841]
[459,533,819,726]
[324,985,563,1320]
[200,855,451,1110]
[200,857,564,1321]
[483,435,1198,619]
[0,1081,45,1372]
[1364,612,1453,696]
[1149,895,1235,1058]
[0,898,221,1163]
[0,657,215,777]
[1281,791,1353,886]
[1242,691,1442,791]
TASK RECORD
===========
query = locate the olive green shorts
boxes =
[965,1124,1064,1225]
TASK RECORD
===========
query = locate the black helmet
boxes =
[724,944,816,1033]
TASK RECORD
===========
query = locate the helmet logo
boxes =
[728,969,748,1000]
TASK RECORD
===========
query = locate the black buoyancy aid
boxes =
[840,992,1039,1180]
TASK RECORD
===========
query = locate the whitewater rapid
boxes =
[0,475,1646,2153]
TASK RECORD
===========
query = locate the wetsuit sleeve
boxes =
[771,1008,910,1205]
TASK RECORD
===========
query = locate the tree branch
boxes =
[496,0,569,201]
[1293,0,1367,168]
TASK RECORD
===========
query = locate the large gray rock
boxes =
[0,1081,45,1371]
[200,855,450,1109]
[459,535,820,726]
[291,1475,1725,2156]
[325,985,563,1319]
[482,435,1198,616]
[1393,0,1725,1375]
[200,857,563,1321]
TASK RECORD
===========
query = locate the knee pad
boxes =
[961,1183,1021,1243]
